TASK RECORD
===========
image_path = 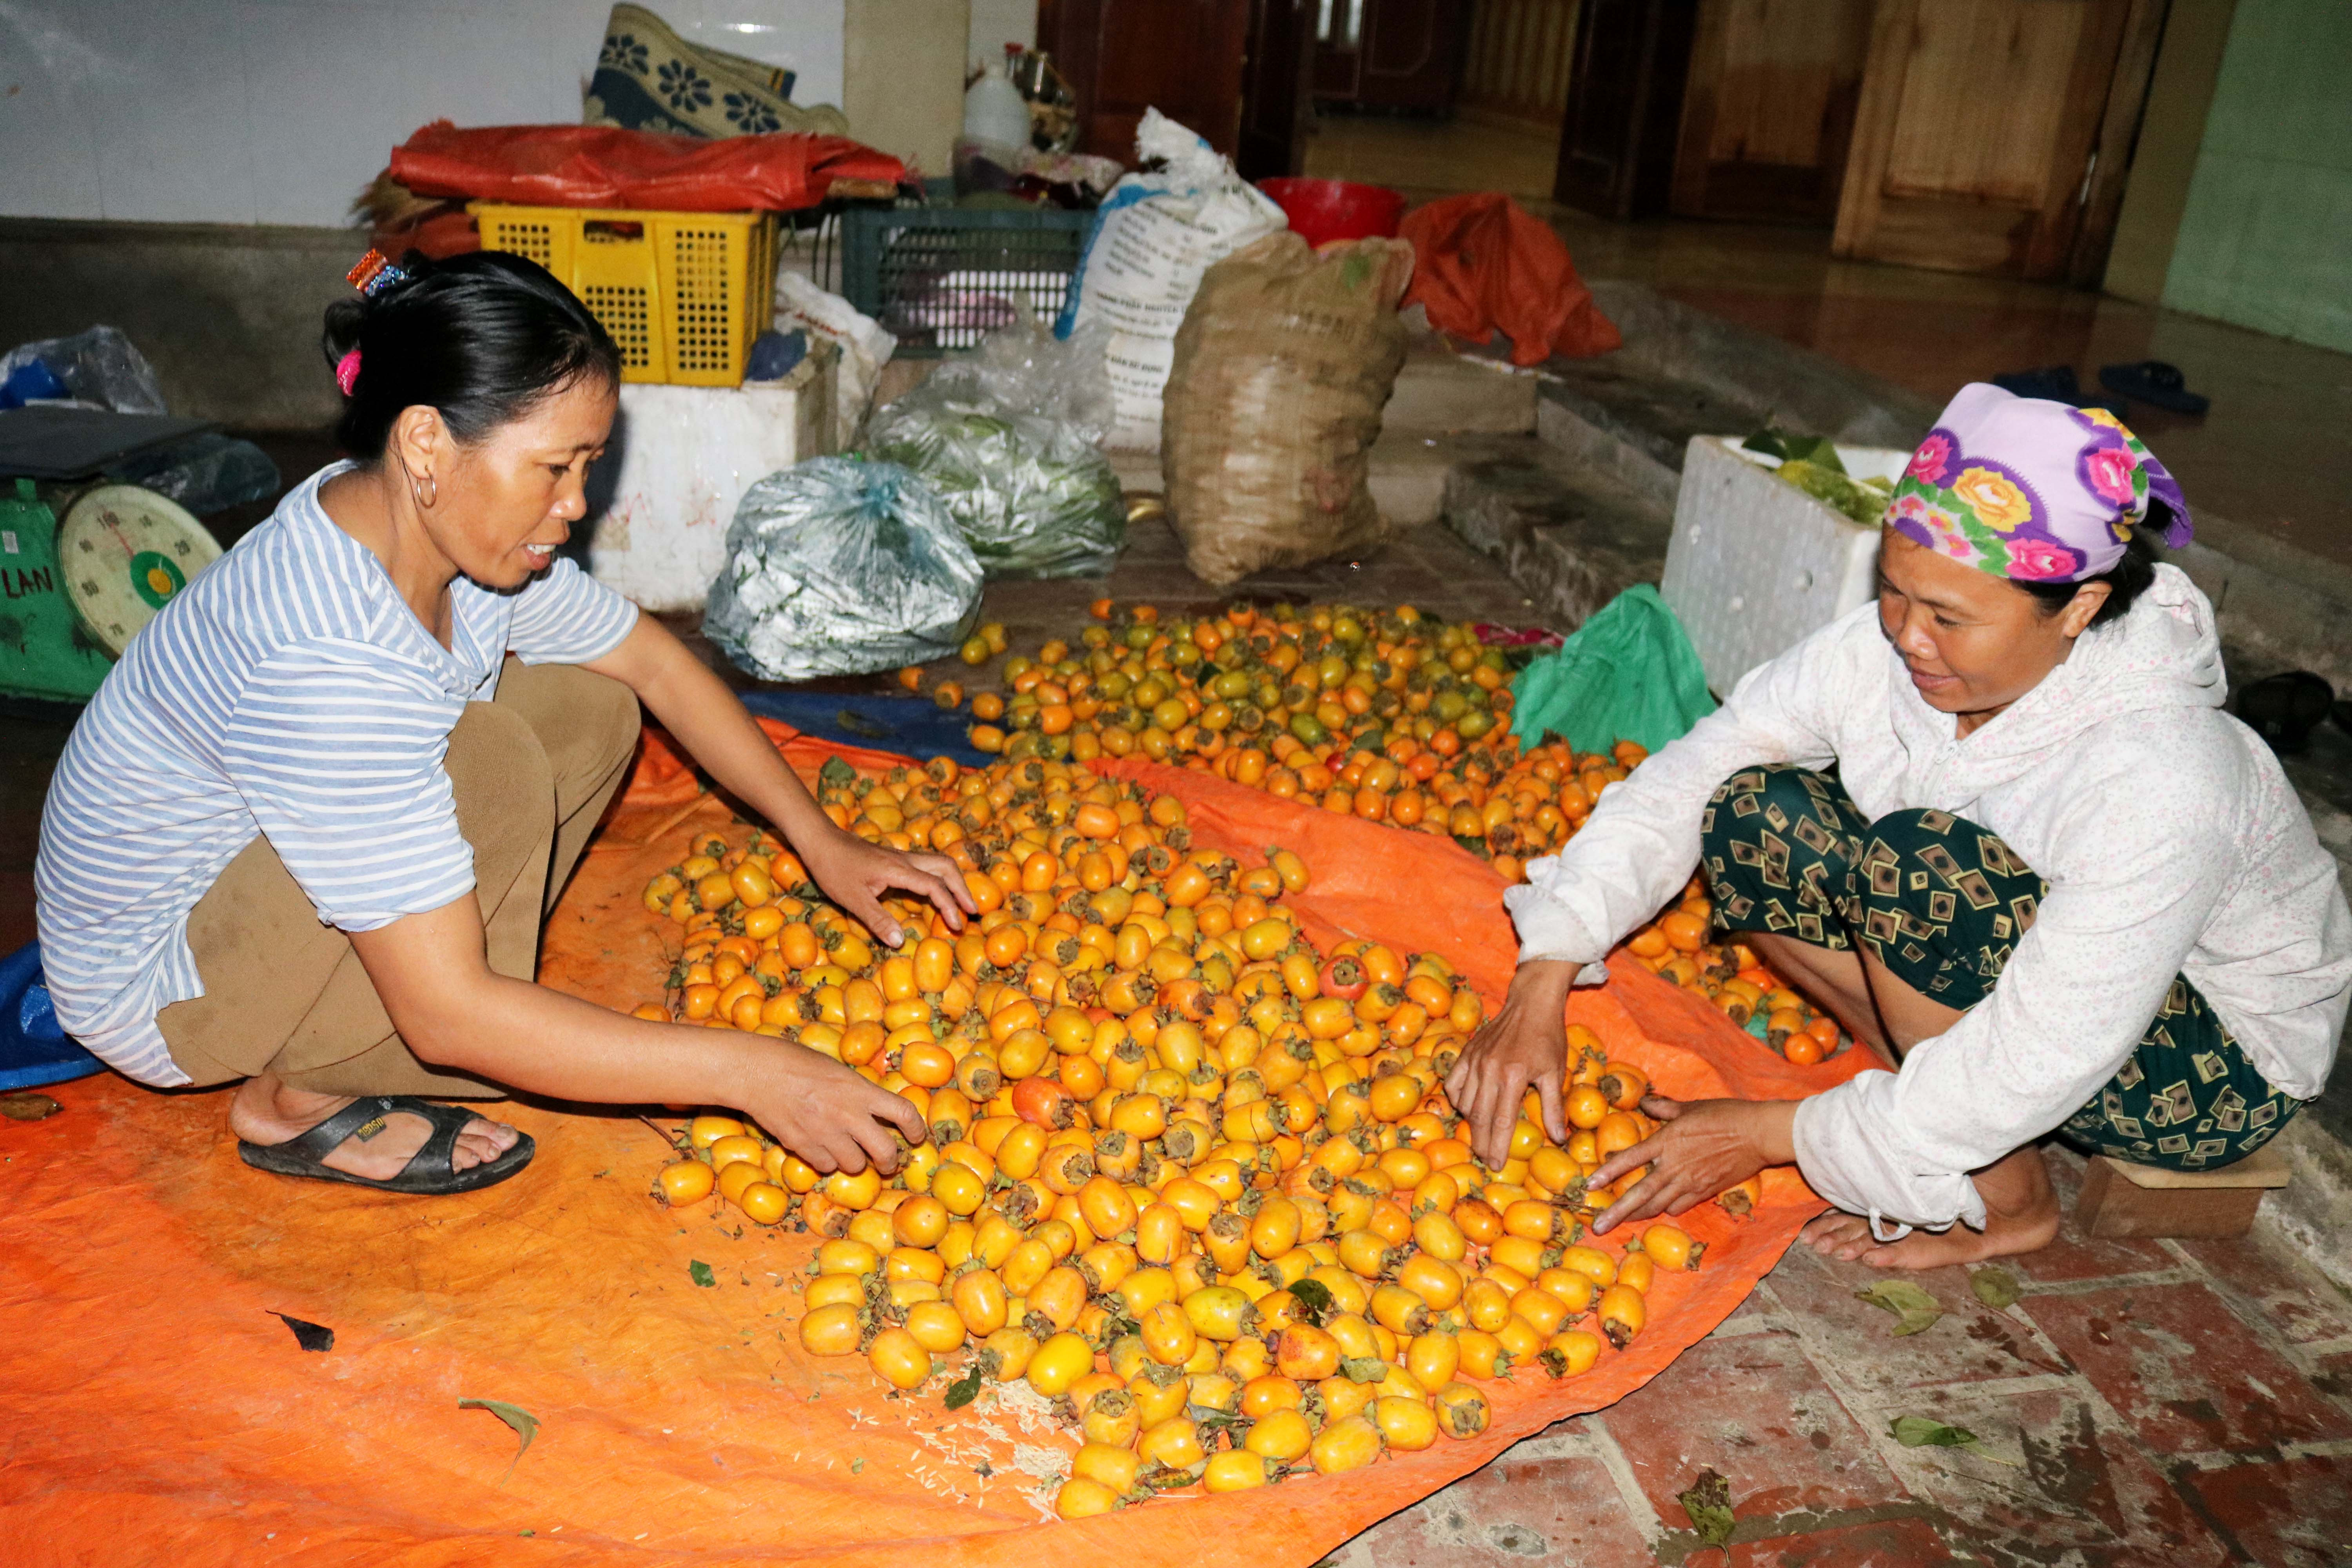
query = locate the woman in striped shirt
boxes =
[35,252,969,1194]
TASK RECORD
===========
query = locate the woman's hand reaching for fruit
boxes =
[799,828,976,948]
[746,1044,930,1176]
[1586,1096,1797,1235]
[1445,959,1577,1168]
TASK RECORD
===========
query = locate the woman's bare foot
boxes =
[1799,1145,2060,1270]
[228,1072,519,1181]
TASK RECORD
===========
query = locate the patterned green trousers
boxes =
[1697,764,2300,1171]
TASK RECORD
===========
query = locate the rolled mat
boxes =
[0,725,1877,1566]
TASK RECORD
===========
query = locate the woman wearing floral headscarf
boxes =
[1450,384,2351,1268]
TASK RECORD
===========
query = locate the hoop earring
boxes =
[412,474,437,510]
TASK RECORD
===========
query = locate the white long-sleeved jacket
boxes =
[1503,565,2351,1232]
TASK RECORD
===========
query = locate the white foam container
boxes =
[586,343,839,612]
[1660,435,1906,696]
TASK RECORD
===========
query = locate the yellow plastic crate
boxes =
[470,203,777,386]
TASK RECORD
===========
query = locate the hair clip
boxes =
[335,348,362,397]
[347,249,410,298]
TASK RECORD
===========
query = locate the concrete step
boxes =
[1440,435,1674,633]
[1385,340,1540,436]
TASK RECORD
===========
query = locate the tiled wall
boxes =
[2162,0,2352,352]
[0,0,846,229]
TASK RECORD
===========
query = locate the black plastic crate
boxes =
[840,193,1093,357]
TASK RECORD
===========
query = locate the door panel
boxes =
[1553,0,1699,219]
[1357,0,1459,111]
[1832,0,2142,279]
[1040,0,1254,158]
[1238,0,1316,178]
[1882,1,2089,201]
[1670,0,1873,224]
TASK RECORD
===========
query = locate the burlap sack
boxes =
[1160,232,1415,586]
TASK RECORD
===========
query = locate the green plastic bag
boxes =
[1508,585,1715,755]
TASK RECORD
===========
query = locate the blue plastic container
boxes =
[0,942,102,1091]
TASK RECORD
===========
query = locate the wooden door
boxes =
[1039,0,1254,158]
[1670,0,1875,224]
[1553,0,1701,219]
[1831,0,2165,279]
[1238,0,1317,179]
[1356,0,1463,111]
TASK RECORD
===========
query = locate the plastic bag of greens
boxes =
[704,456,984,682]
[1508,586,1716,756]
[860,319,1124,579]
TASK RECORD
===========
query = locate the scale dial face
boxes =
[57,485,223,657]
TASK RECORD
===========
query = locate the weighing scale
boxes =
[0,477,221,702]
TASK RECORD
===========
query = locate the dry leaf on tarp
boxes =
[460,1397,541,1477]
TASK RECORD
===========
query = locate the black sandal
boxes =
[1991,365,2128,419]
[2098,361,2209,416]
[238,1095,534,1194]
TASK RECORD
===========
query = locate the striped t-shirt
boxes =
[35,463,640,1086]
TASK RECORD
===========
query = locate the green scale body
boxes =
[0,479,113,703]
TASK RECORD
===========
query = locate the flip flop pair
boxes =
[239,1095,534,1194]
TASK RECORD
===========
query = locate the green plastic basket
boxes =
[840,192,1092,357]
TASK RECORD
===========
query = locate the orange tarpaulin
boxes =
[0,727,1877,1567]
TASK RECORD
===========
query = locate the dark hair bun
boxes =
[320,250,620,461]
[2014,527,2165,627]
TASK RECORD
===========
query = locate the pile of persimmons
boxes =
[641,753,1759,1512]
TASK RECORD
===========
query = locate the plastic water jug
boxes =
[963,61,1031,149]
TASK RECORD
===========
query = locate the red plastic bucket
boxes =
[1257,178,1408,249]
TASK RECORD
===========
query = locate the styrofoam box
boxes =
[1660,436,1907,696]
[586,341,839,612]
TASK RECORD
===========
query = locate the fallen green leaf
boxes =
[850,1457,866,1475]
[1855,1278,1944,1336]
[459,1398,541,1477]
[1678,1468,1735,1548]
[1889,1415,2020,1466]
[1970,1266,2022,1310]
[1286,1277,1333,1326]
[943,1363,984,1410]
[689,1260,717,1288]
[1890,1415,1975,1448]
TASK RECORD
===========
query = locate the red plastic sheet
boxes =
[0,726,1878,1567]
[389,121,906,213]
[1399,192,1621,366]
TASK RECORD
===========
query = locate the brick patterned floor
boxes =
[1323,1146,2352,1568]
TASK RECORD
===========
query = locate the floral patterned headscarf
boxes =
[1885,383,2193,582]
